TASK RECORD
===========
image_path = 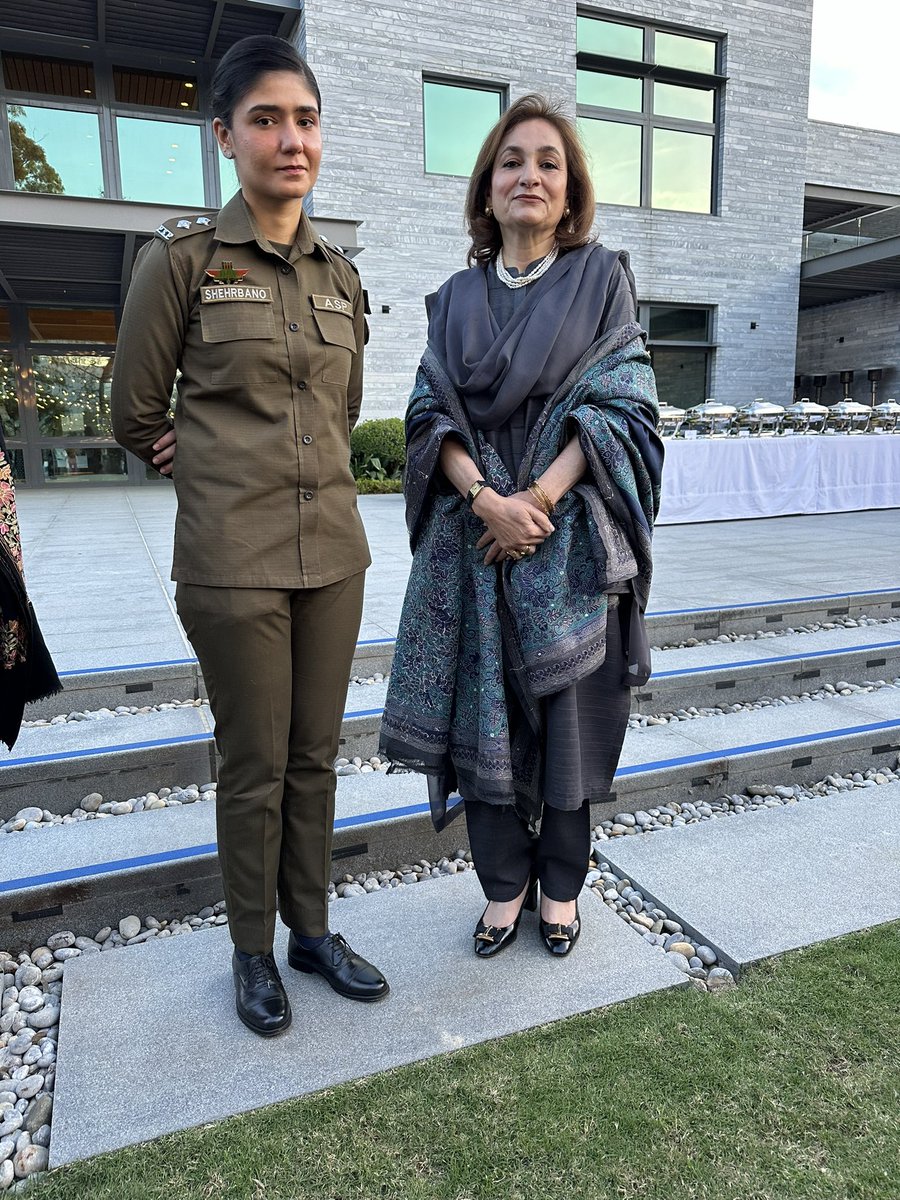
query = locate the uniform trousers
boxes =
[175,573,365,955]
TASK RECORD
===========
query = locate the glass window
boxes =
[8,104,103,197]
[655,32,716,73]
[5,449,25,483]
[2,53,96,99]
[423,81,502,176]
[653,82,714,123]
[650,347,710,410]
[117,118,204,205]
[28,309,117,344]
[578,117,641,207]
[651,129,713,212]
[32,353,114,438]
[648,305,710,341]
[577,70,642,112]
[1,353,20,437]
[41,447,127,483]
[218,151,240,203]
[576,17,643,60]
[114,67,199,111]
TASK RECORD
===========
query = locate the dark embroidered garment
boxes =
[0,431,61,749]
[380,321,663,830]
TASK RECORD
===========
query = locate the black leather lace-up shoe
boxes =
[287,931,390,1002]
[232,951,292,1036]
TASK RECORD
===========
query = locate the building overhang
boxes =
[0,0,301,61]
[799,233,900,309]
[0,192,362,308]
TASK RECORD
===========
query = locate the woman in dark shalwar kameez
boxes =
[380,95,663,957]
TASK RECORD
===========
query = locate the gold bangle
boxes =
[528,480,554,515]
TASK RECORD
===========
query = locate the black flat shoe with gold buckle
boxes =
[473,877,538,958]
[539,903,581,957]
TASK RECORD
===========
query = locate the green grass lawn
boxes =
[39,922,899,1200]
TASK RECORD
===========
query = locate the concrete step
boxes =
[49,869,688,1167]
[0,680,390,820]
[24,637,396,722]
[5,622,898,819]
[25,587,900,723]
[600,782,900,973]
[4,688,899,947]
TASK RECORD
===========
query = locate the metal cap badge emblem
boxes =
[205,261,249,285]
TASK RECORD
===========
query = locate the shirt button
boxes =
[302,434,313,445]
[289,322,299,332]
[280,265,291,275]
[303,490,314,501]
[296,380,308,390]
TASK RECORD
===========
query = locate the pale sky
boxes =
[809,0,900,132]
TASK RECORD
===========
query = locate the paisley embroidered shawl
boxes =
[380,320,662,829]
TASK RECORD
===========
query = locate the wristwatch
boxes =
[465,479,489,508]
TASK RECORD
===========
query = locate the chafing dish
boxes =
[782,399,829,434]
[681,400,737,437]
[733,399,785,436]
[870,400,900,432]
[656,403,685,437]
[825,400,870,433]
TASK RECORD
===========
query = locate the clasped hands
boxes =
[471,488,555,565]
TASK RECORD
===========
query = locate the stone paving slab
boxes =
[601,784,900,973]
[50,869,688,1166]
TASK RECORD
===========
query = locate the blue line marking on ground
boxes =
[648,585,900,618]
[0,843,219,894]
[652,639,900,679]
[1,733,211,768]
[614,717,900,775]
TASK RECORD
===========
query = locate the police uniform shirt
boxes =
[111,192,371,589]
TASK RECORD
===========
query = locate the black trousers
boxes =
[465,798,592,903]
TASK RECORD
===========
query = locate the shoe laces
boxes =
[246,953,280,990]
[328,933,352,964]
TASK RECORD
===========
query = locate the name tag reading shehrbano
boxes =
[201,286,273,303]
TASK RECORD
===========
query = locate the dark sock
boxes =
[294,931,329,949]
[234,947,261,962]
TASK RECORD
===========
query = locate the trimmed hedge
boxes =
[356,478,404,494]
[350,418,406,481]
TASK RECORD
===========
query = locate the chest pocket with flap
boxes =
[311,299,357,386]
[199,302,276,344]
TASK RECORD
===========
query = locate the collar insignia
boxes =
[196,216,212,226]
[205,260,249,285]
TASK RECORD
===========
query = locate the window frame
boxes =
[576,9,725,215]
[0,40,223,207]
[638,301,717,407]
[421,74,508,178]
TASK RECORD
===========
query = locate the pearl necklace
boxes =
[495,244,559,289]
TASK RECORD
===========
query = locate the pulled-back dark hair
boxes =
[212,35,321,127]
[465,93,596,267]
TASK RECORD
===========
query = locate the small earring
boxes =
[563,205,571,218]
[485,204,493,217]
[224,150,233,160]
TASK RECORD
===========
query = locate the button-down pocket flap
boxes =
[200,303,275,343]
[311,306,357,353]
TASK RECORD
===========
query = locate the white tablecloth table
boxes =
[656,434,900,525]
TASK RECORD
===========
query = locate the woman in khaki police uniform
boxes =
[112,35,388,1036]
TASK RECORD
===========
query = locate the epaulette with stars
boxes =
[154,214,218,243]
[319,235,371,316]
